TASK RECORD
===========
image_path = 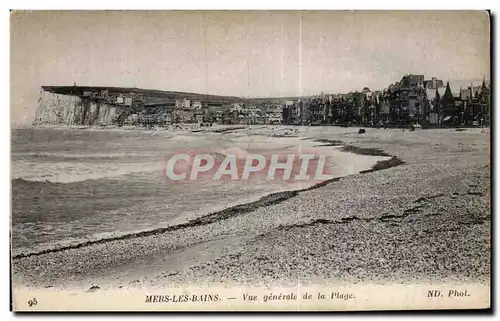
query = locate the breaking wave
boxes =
[11,160,162,184]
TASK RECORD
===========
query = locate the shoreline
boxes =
[14,123,490,130]
[12,139,403,260]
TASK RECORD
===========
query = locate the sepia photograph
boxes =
[10,9,491,311]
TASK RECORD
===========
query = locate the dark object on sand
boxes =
[360,156,405,173]
[456,128,466,132]
[87,285,100,292]
[341,145,391,157]
[409,124,415,131]
[358,129,366,134]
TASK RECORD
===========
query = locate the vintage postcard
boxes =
[10,10,491,311]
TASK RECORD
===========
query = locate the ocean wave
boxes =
[11,161,162,184]
[12,177,61,186]
[11,151,156,159]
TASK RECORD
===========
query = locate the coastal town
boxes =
[33,74,491,129]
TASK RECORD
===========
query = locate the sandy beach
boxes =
[11,126,490,292]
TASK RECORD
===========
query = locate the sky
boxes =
[11,10,490,125]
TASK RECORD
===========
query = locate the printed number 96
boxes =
[28,298,37,307]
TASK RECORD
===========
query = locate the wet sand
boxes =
[12,126,491,291]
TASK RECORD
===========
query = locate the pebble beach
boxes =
[12,126,491,291]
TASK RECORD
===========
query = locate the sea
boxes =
[11,126,387,256]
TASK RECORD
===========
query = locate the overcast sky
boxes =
[11,10,490,125]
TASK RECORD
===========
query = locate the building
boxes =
[192,101,202,109]
[386,74,426,124]
[231,102,244,112]
[362,87,372,99]
[175,99,191,109]
[424,77,444,90]
[439,82,457,125]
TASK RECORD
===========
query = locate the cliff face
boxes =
[32,85,251,127]
[33,91,120,126]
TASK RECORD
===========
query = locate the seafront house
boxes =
[424,77,444,90]
[278,73,490,127]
